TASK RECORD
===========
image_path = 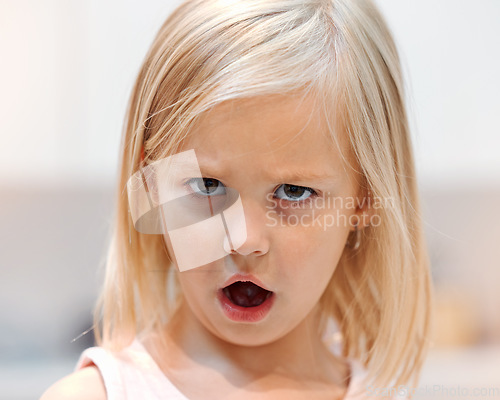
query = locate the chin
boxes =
[216,328,286,348]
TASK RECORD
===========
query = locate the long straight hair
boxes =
[95,0,432,389]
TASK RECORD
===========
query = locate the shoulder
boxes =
[40,366,106,400]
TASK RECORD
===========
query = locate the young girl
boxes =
[42,0,432,399]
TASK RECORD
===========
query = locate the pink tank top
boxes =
[75,339,378,399]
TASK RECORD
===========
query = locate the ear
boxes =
[350,187,376,231]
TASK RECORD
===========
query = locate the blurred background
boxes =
[0,0,499,399]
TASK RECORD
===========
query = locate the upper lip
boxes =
[221,273,273,292]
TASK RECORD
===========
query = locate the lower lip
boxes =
[217,290,275,323]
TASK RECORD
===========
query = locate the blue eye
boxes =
[185,179,316,203]
[186,177,226,197]
[274,184,317,202]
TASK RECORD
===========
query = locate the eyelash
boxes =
[184,178,226,200]
[184,177,319,203]
[272,184,318,203]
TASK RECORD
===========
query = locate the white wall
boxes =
[0,0,181,186]
[0,0,499,186]
[373,0,500,186]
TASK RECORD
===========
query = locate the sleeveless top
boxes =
[75,339,390,399]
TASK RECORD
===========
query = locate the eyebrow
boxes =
[194,163,338,185]
[271,171,338,184]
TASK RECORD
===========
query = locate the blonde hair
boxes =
[95,0,432,390]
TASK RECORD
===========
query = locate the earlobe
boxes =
[346,221,361,250]
[353,210,373,231]
[346,196,372,250]
[351,188,375,230]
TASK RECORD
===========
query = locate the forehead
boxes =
[179,93,355,184]
[186,94,347,151]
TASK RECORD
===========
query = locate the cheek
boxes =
[176,272,202,303]
[274,227,348,278]
[174,267,220,326]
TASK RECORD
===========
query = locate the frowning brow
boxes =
[189,161,338,184]
[264,167,339,183]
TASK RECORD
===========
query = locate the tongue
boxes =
[224,281,270,307]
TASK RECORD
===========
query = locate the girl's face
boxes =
[164,94,366,347]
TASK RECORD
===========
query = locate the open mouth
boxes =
[222,281,273,308]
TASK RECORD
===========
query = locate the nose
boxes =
[229,197,270,257]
